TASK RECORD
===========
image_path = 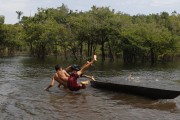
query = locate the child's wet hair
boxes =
[55,64,61,71]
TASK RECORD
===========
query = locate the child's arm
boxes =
[44,76,55,91]
[63,70,70,77]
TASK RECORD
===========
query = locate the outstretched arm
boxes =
[45,77,55,91]
[81,74,95,81]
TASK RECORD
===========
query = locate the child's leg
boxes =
[77,55,97,76]
[81,61,90,68]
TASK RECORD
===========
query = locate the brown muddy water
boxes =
[0,56,180,120]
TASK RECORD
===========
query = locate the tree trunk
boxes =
[79,42,83,60]
[72,47,78,60]
[29,42,34,57]
[108,40,114,62]
[150,48,157,65]
[101,40,105,62]
[90,40,94,60]
[63,46,67,60]
[87,40,90,59]
[41,45,46,59]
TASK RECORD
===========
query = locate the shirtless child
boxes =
[45,55,97,91]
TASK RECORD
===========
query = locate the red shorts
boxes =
[67,71,81,91]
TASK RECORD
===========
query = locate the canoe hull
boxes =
[90,81,180,99]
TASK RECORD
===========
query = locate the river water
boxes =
[0,56,180,120]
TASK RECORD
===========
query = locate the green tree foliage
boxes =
[0,16,5,55]
[22,5,180,62]
[0,24,6,55]
[0,15,4,24]
[1,4,180,63]
[0,24,23,56]
[22,6,69,59]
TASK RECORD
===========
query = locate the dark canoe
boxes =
[90,81,180,99]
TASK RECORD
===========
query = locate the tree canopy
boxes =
[0,4,179,64]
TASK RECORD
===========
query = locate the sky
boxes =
[0,0,180,24]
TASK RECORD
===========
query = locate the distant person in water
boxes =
[45,55,97,91]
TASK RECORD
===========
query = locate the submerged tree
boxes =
[18,4,179,62]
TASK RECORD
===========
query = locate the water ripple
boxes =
[0,57,180,120]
